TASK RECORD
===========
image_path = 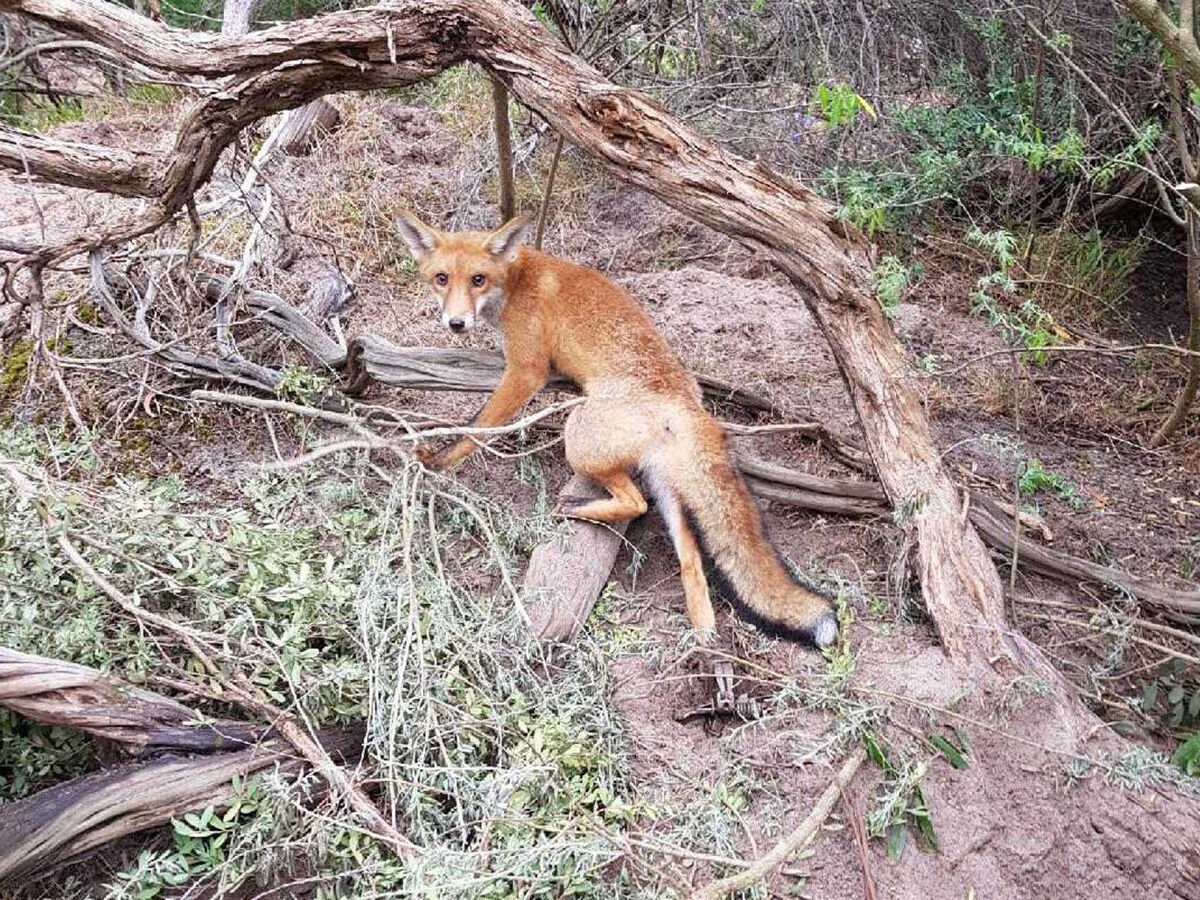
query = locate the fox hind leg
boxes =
[562,469,648,523]
[652,480,717,635]
[563,398,653,524]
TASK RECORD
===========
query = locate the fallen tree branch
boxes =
[523,474,631,642]
[686,748,866,900]
[0,722,364,883]
[0,647,268,752]
[967,495,1200,623]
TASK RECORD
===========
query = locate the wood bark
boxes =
[0,725,364,883]
[491,77,516,221]
[276,97,341,156]
[523,475,630,642]
[220,0,259,37]
[0,647,268,752]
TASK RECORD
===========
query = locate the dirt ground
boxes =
[3,90,1200,899]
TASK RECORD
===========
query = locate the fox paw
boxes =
[413,443,441,469]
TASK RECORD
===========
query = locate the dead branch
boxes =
[524,474,631,642]
[687,748,866,900]
[0,127,158,197]
[492,76,516,220]
[0,723,365,883]
[534,133,566,249]
[276,99,341,156]
[0,647,268,752]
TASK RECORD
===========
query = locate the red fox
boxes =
[396,211,837,647]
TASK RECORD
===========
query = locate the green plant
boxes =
[818,19,1157,235]
[0,427,645,897]
[1175,733,1200,777]
[966,227,1058,363]
[892,491,928,527]
[0,710,95,799]
[862,733,939,860]
[872,256,921,318]
[128,82,175,106]
[812,82,876,129]
[821,593,857,686]
[1140,659,1200,732]
[1,339,34,398]
[9,99,87,131]
[1018,458,1083,508]
[275,365,330,402]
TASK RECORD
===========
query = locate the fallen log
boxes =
[0,724,365,883]
[0,647,268,752]
[343,335,784,418]
[967,495,1200,624]
[524,475,631,642]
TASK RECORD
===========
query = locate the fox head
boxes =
[395,211,532,334]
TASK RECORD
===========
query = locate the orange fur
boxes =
[397,211,837,646]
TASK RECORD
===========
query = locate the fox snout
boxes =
[443,311,474,333]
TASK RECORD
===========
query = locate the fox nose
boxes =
[448,318,466,333]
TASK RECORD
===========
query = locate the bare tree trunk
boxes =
[220,0,259,36]
[492,76,516,221]
[1151,68,1200,447]
[276,97,341,155]
[1151,210,1200,446]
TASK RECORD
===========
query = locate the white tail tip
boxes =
[813,614,838,648]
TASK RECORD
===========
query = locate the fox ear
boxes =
[486,214,532,259]
[395,210,442,260]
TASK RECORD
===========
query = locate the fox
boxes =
[395,210,838,647]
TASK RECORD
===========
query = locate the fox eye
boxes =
[434,273,448,287]
[471,273,486,288]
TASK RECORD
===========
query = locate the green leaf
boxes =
[1142,681,1159,711]
[1189,690,1200,720]
[930,734,969,770]
[1168,685,1185,706]
[886,823,908,861]
[863,731,892,772]
[1173,733,1200,775]
[912,788,939,851]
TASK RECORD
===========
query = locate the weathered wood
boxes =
[967,496,1200,624]
[0,647,268,752]
[0,725,364,883]
[343,334,780,413]
[277,98,341,156]
[0,128,158,197]
[524,475,630,642]
[491,77,515,220]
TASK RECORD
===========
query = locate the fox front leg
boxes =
[415,364,547,472]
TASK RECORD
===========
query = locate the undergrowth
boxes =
[0,424,858,898]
